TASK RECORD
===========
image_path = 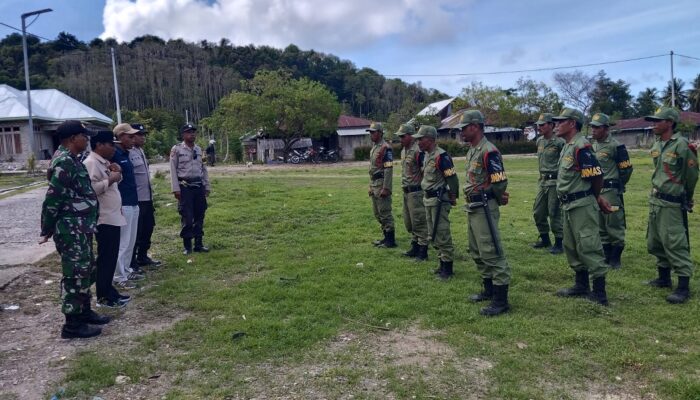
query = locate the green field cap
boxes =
[535,113,554,125]
[454,109,485,129]
[395,123,416,137]
[413,125,437,139]
[590,113,615,127]
[644,106,680,123]
[366,122,383,132]
[552,108,585,124]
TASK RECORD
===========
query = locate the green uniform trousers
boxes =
[54,232,95,315]
[598,191,625,246]
[425,202,454,262]
[371,193,394,232]
[562,199,608,278]
[403,191,429,246]
[467,199,511,285]
[647,204,693,277]
[533,184,562,238]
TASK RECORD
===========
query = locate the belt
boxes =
[178,177,202,187]
[559,189,593,204]
[403,185,422,194]
[540,172,558,180]
[604,179,621,189]
[371,171,384,180]
[425,188,446,198]
[651,188,684,204]
[468,191,494,203]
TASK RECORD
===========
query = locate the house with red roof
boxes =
[613,111,700,148]
[336,114,373,160]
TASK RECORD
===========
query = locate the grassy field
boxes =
[57,152,700,399]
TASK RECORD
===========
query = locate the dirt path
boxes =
[0,185,55,267]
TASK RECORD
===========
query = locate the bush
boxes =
[497,140,537,155]
[354,145,371,161]
[437,139,468,157]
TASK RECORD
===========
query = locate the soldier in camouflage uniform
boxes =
[40,120,109,339]
[552,108,613,306]
[590,113,633,269]
[532,113,565,254]
[457,110,512,316]
[414,125,459,279]
[644,107,699,304]
[396,123,429,260]
[367,122,396,248]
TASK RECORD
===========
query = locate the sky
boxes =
[2,0,700,103]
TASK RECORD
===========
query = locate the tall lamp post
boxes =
[21,8,53,159]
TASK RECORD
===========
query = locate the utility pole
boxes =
[111,47,122,124]
[670,50,675,108]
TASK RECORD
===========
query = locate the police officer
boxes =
[552,108,612,306]
[396,123,429,260]
[645,107,698,303]
[457,110,512,316]
[590,113,633,269]
[170,124,211,254]
[532,113,565,254]
[40,120,109,338]
[414,125,459,279]
[367,122,396,248]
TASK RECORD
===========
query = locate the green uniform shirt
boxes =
[649,133,699,206]
[421,146,459,206]
[463,137,508,201]
[401,141,423,188]
[557,134,603,210]
[536,135,565,187]
[369,139,393,190]
[592,135,633,193]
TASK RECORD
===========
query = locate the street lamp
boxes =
[21,8,53,159]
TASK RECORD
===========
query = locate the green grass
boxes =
[0,172,44,196]
[56,151,700,399]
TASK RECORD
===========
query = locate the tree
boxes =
[688,74,700,113]
[514,78,563,122]
[661,78,689,110]
[552,70,598,115]
[458,82,523,127]
[202,70,341,158]
[633,88,660,117]
[590,72,633,118]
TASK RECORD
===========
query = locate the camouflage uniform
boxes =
[533,126,565,249]
[401,137,429,251]
[369,134,395,237]
[41,150,99,315]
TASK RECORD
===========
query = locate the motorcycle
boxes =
[288,147,317,164]
[315,146,340,163]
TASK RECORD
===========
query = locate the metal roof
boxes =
[336,127,369,137]
[0,84,112,125]
[417,97,456,116]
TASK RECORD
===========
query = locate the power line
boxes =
[0,21,53,42]
[676,53,700,62]
[384,54,668,77]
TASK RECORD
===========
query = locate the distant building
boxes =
[336,115,373,160]
[613,111,700,148]
[0,84,112,163]
[438,109,523,142]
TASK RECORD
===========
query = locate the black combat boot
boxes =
[61,314,102,339]
[194,237,209,252]
[373,231,386,247]
[608,245,623,269]
[480,284,510,316]
[469,278,493,302]
[549,237,563,254]
[531,234,551,249]
[183,238,193,255]
[647,267,672,288]
[602,243,612,264]
[587,276,609,306]
[77,305,111,325]
[438,260,454,280]
[432,259,443,275]
[377,230,397,248]
[415,245,428,261]
[402,241,418,257]
[556,270,590,297]
[666,276,690,304]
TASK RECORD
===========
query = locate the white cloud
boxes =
[101,0,464,50]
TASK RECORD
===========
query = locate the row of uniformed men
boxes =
[367,106,698,317]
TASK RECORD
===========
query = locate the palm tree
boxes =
[687,74,700,113]
[661,78,688,110]
[634,87,659,117]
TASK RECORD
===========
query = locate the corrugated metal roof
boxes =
[337,115,372,128]
[417,97,455,116]
[337,127,368,137]
[0,84,112,125]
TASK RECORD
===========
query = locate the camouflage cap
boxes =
[535,113,554,125]
[412,125,437,139]
[365,122,383,132]
[590,113,615,127]
[552,108,585,124]
[454,109,485,129]
[395,123,416,137]
[644,106,680,123]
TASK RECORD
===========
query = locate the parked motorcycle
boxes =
[315,146,340,163]
[288,147,317,164]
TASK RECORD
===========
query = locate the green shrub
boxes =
[354,145,371,161]
[437,139,468,157]
[497,140,537,155]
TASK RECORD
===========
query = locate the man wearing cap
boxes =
[84,131,131,309]
[129,123,162,268]
[206,139,216,167]
[532,113,565,254]
[590,113,633,269]
[40,120,109,338]
[552,108,612,306]
[396,123,429,260]
[414,125,459,280]
[112,123,145,289]
[170,124,211,254]
[367,122,396,248]
[457,110,512,316]
[645,106,698,303]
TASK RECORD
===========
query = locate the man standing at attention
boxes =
[645,107,698,303]
[367,122,396,248]
[552,108,612,306]
[414,125,459,280]
[457,110,512,316]
[396,123,429,261]
[590,113,633,269]
[170,124,211,254]
[532,113,565,254]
